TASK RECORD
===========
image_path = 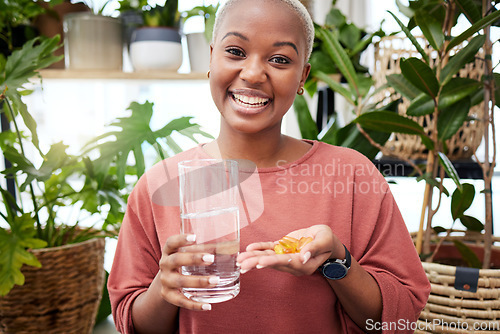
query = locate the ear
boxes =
[209,44,214,66]
[299,63,311,87]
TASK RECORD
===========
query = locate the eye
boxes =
[270,56,291,65]
[226,47,245,58]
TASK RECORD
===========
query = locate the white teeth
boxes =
[233,94,269,106]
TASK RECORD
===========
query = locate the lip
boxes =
[228,89,272,115]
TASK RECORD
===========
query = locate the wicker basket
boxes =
[373,35,485,161]
[415,234,500,333]
[0,237,106,334]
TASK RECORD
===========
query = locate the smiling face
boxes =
[209,0,311,136]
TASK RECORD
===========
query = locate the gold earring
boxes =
[207,70,210,78]
[297,87,304,95]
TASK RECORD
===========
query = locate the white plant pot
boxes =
[63,13,123,70]
[186,32,210,73]
[130,27,183,71]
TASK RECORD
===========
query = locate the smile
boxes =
[231,93,270,107]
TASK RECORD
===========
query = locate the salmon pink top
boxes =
[108,140,430,333]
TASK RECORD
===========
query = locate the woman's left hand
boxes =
[236,224,344,276]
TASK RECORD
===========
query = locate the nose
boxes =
[239,56,267,84]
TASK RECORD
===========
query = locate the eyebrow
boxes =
[222,32,299,56]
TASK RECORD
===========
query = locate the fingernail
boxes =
[202,254,215,263]
[208,276,219,285]
[240,269,248,274]
[302,251,311,264]
[256,264,265,269]
[202,304,212,311]
[186,234,196,242]
[236,262,241,267]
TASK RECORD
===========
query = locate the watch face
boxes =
[323,263,348,280]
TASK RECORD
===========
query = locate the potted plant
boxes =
[346,1,500,331]
[0,30,214,332]
[182,3,220,73]
[63,0,123,70]
[0,35,118,333]
[129,0,183,72]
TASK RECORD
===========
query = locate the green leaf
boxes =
[314,71,354,105]
[407,93,435,116]
[437,97,471,141]
[317,27,359,96]
[0,214,47,296]
[0,36,62,92]
[335,122,391,160]
[339,23,361,50]
[459,215,484,232]
[400,57,440,98]
[494,73,500,109]
[354,111,428,136]
[416,173,450,196]
[388,11,429,63]
[451,183,475,220]
[446,9,500,52]
[325,8,346,27]
[415,11,444,50]
[84,101,212,183]
[452,240,482,268]
[440,35,485,85]
[293,95,319,140]
[439,78,481,109]
[386,74,420,100]
[438,152,461,190]
[456,0,482,24]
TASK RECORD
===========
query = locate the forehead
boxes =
[216,0,308,52]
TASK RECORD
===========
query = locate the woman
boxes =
[108,0,430,333]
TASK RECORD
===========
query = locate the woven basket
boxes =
[415,234,500,333]
[0,237,106,334]
[373,35,485,160]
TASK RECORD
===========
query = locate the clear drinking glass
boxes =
[178,159,240,303]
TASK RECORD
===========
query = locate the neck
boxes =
[207,124,289,168]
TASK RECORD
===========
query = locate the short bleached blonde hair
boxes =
[212,0,314,62]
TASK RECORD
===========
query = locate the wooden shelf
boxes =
[37,69,208,80]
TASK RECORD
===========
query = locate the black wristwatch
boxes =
[318,244,351,280]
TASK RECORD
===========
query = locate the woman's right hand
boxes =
[158,234,219,311]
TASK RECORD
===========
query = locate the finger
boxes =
[163,270,220,290]
[256,253,299,268]
[237,248,275,264]
[163,234,197,255]
[162,286,213,311]
[161,251,215,270]
[245,241,275,252]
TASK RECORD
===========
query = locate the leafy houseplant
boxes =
[293,2,389,160]
[0,35,114,332]
[352,0,500,268]
[183,3,220,43]
[0,33,213,332]
[308,2,500,330]
[129,0,183,71]
[182,2,220,73]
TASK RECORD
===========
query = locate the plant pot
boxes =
[129,27,183,72]
[63,13,123,70]
[34,1,90,69]
[0,237,106,334]
[415,235,500,333]
[186,32,210,73]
